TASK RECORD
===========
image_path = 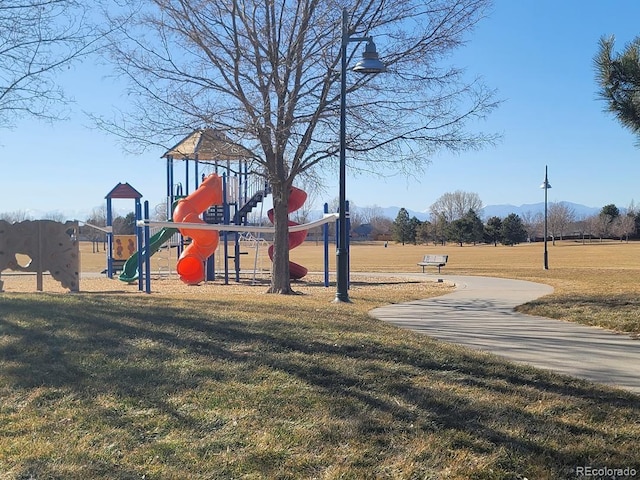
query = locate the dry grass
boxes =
[1,291,640,479]
[3,240,640,478]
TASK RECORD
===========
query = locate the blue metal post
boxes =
[346,200,350,290]
[106,198,113,279]
[185,158,189,195]
[234,170,241,282]
[167,157,174,221]
[243,160,248,203]
[234,221,241,282]
[324,203,329,287]
[207,254,215,281]
[222,173,230,284]
[144,201,151,294]
[136,202,143,291]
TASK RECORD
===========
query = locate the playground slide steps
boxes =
[203,189,267,225]
[235,190,265,221]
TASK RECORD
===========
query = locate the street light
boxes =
[540,165,552,270]
[335,7,386,303]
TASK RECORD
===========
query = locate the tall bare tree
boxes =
[429,190,483,222]
[96,0,498,293]
[611,214,636,241]
[593,213,612,241]
[519,210,539,242]
[548,202,576,244]
[0,0,99,127]
[357,204,391,238]
[572,215,591,244]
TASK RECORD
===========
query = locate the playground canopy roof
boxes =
[162,128,254,162]
[106,182,143,200]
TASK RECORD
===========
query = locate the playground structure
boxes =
[108,128,345,292]
[160,128,279,284]
[99,128,287,286]
[0,220,80,292]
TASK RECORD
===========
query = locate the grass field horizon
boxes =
[69,237,640,334]
[2,238,640,478]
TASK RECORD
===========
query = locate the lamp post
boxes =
[540,165,552,270]
[335,8,386,303]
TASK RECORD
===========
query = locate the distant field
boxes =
[79,237,640,280]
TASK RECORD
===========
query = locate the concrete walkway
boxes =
[370,275,640,394]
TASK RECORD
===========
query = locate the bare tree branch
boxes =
[0,0,104,127]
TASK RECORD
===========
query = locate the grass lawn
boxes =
[1,239,640,478]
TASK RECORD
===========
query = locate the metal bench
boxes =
[417,254,448,273]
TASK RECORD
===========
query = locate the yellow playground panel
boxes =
[113,235,137,261]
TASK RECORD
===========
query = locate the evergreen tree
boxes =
[484,216,503,246]
[595,36,640,143]
[446,218,466,246]
[601,204,620,218]
[431,213,448,246]
[409,216,422,245]
[501,213,527,246]
[392,208,412,245]
[415,221,433,244]
[112,212,137,235]
[466,209,485,245]
[446,209,483,246]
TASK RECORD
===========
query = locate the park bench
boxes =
[417,254,448,273]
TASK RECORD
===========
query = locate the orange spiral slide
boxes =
[267,186,309,280]
[172,174,223,285]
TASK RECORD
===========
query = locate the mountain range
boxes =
[11,201,603,223]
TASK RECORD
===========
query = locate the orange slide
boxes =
[172,174,223,284]
[268,186,309,280]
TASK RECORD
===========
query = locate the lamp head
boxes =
[352,39,386,74]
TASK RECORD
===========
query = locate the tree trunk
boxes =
[267,180,294,294]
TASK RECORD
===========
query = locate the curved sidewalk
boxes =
[370,275,640,394]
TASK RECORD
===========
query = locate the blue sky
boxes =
[2,0,640,219]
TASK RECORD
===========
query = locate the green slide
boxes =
[118,227,178,283]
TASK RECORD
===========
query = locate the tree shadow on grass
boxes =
[1,294,639,479]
